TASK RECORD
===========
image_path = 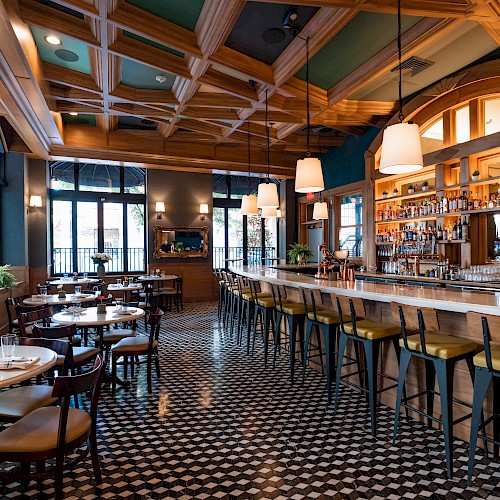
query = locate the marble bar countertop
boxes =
[231,265,500,316]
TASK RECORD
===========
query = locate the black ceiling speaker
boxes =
[55,49,79,62]
[262,28,285,44]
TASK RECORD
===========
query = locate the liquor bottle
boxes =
[462,216,469,240]
[437,224,443,240]
[473,193,480,210]
[468,192,474,210]
[442,225,448,240]
[482,196,488,210]
[450,191,456,212]
[442,192,448,213]
[457,219,462,240]
[452,221,457,240]
[457,192,464,211]
[489,195,495,208]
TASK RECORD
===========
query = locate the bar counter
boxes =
[231,265,499,444]
[233,266,500,315]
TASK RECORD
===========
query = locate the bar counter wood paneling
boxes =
[232,265,500,445]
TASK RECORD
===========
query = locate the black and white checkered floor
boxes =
[2,302,500,499]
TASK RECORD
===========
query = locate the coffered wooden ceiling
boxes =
[0,0,499,177]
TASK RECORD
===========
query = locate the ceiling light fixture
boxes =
[68,112,78,116]
[261,207,278,218]
[155,75,167,83]
[379,0,423,175]
[282,7,298,29]
[44,35,61,46]
[313,197,328,220]
[257,89,279,209]
[241,121,258,216]
[295,37,324,194]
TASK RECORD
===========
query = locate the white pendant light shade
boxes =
[313,201,328,220]
[379,122,423,175]
[241,194,258,216]
[261,207,278,218]
[257,182,279,208]
[295,157,324,193]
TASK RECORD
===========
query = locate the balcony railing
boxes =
[52,247,145,275]
[213,246,276,269]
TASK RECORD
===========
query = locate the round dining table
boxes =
[24,293,97,307]
[107,283,143,301]
[137,275,177,291]
[48,278,100,286]
[0,346,57,388]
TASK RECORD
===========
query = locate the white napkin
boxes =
[113,309,137,316]
[0,356,40,370]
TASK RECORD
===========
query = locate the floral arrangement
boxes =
[91,253,112,264]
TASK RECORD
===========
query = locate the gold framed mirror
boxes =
[153,225,209,259]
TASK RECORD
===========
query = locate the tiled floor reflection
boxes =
[2,302,500,499]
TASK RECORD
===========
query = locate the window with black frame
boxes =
[338,194,362,258]
[50,162,146,275]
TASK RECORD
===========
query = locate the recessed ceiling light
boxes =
[155,74,167,83]
[69,112,78,116]
[44,35,61,46]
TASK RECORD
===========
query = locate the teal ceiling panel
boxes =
[30,25,91,74]
[123,31,185,58]
[295,12,422,90]
[120,58,175,90]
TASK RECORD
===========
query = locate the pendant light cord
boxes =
[397,0,404,123]
[266,88,270,181]
[306,37,310,154]
[247,121,251,194]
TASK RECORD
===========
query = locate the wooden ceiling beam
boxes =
[183,107,240,121]
[106,1,202,58]
[108,34,191,80]
[45,0,100,18]
[42,62,102,94]
[198,68,259,102]
[360,0,478,18]
[46,83,102,102]
[247,110,305,124]
[109,84,178,106]
[327,17,460,105]
[18,0,100,47]
[186,92,253,108]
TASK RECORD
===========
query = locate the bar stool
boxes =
[271,283,307,383]
[240,279,272,352]
[334,295,400,436]
[393,303,478,478]
[214,269,227,320]
[466,312,500,485]
[231,276,251,338]
[300,287,341,404]
[249,279,280,368]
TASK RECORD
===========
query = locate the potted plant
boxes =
[382,190,388,199]
[472,170,480,181]
[91,253,112,278]
[408,184,414,194]
[0,265,16,293]
[174,242,185,253]
[421,180,429,191]
[393,188,399,197]
[57,284,66,298]
[287,243,314,265]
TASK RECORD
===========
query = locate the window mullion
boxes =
[97,200,104,253]
[123,203,128,273]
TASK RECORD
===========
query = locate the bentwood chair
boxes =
[393,304,478,478]
[466,312,500,485]
[111,308,164,394]
[0,338,71,422]
[16,305,56,337]
[0,355,105,500]
[4,295,29,334]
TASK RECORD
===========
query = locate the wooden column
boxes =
[364,152,376,270]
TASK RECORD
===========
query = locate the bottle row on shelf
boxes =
[376,191,500,222]
[376,218,470,246]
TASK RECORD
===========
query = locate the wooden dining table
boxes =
[0,346,57,388]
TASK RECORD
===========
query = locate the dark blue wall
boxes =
[321,127,380,189]
[1,153,27,265]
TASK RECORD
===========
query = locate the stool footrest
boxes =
[400,403,443,424]
[453,413,472,425]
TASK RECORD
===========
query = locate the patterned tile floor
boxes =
[2,302,500,499]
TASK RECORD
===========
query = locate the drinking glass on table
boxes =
[1,334,18,357]
[74,285,82,295]
[72,302,81,317]
[40,286,48,296]
[116,279,122,286]
[63,273,69,281]
[115,298,123,311]
[83,272,88,280]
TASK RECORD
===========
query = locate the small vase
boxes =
[422,186,428,191]
[97,303,106,314]
[58,291,66,298]
[472,175,479,181]
[97,264,105,278]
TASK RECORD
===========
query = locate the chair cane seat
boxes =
[400,331,477,359]
[56,346,100,365]
[112,337,157,353]
[0,386,57,419]
[307,310,341,325]
[0,407,91,453]
[473,347,500,369]
[344,320,400,340]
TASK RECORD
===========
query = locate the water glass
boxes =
[115,298,123,311]
[116,279,122,286]
[74,285,82,295]
[72,302,81,317]
[40,286,48,296]
[63,273,69,282]
[1,334,17,357]
[83,272,88,279]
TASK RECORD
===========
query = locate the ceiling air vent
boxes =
[391,56,434,77]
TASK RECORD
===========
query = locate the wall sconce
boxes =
[155,201,165,219]
[27,195,42,214]
[200,203,209,220]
